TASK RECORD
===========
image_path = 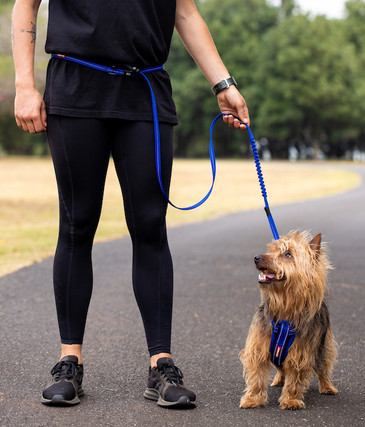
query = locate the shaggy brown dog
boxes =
[239,231,338,410]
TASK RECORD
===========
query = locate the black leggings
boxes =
[47,115,174,356]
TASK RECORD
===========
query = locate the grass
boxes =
[0,157,361,277]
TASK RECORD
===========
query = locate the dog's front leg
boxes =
[279,367,310,410]
[239,326,271,408]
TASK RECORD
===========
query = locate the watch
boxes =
[211,76,237,95]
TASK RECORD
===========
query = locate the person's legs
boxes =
[47,115,111,361]
[110,120,174,365]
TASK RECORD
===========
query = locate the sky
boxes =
[270,0,347,19]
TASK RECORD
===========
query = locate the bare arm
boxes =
[175,0,250,129]
[12,0,46,134]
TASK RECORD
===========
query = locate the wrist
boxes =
[15,70,36,90]
[15,81,37,92]
[211,76,237,95]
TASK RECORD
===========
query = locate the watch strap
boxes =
[211,76,237,95]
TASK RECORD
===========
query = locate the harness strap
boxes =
[270,320,297,368]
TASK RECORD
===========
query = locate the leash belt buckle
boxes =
[124,65,140,77]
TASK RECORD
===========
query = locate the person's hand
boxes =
[217,85,250,130]
[14,86,47,134]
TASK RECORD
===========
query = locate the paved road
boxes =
[1,165,364,427]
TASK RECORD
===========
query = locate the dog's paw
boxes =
[280,399,305,410]
[239,394,265,409]
[319,384,338,395]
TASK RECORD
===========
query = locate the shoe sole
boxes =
[143,388,196,408]
[41,388,84,406]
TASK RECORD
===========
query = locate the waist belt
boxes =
[270,320,297,368]
[51,54,164,76]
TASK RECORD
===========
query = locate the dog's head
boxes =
[254,231,332,317]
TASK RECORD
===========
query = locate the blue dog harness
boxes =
[51,54,279,238]
[270,320,298,367]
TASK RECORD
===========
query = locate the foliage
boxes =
[253,14,360,157]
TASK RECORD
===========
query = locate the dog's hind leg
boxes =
[315,326,338,395]
[271,369,285,387]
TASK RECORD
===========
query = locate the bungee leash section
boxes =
[51,54,279,239]
[242,118,280,240]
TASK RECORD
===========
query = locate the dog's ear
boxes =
[309,233,322,254]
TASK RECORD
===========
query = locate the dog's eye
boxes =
[284,252,292,258]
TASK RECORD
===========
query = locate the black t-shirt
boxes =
[43,0,178,123]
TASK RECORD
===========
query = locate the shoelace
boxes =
[159,363,184,385]
[51,361,78,381]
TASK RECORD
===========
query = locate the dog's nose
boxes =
[254,256,261,264]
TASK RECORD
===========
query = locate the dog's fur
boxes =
[239,231,338,410]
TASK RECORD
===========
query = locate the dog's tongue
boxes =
[259,272,276,282]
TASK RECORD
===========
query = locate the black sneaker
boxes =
[41,355,84,405]
[143,357,196,408]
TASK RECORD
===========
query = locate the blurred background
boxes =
[0,0,364,160]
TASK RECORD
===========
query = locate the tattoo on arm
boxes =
[20,21,36,44]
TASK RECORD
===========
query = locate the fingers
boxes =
[217,86,250,131]
[15,105,47,134]
[16,115,46,133]
[223,114,248,130]
[14,90,47,134]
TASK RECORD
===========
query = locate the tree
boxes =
[342,0,365,144]
[253,14,361,158]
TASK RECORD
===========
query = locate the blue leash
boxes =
[51,54,279,239]
[141,64,279,238]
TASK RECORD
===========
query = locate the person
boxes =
[12,0,250,408]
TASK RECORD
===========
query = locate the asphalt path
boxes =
[1,164,364,427]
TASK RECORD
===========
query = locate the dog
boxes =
[239,231,338,410]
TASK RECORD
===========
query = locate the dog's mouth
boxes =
[257,269,283,284]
